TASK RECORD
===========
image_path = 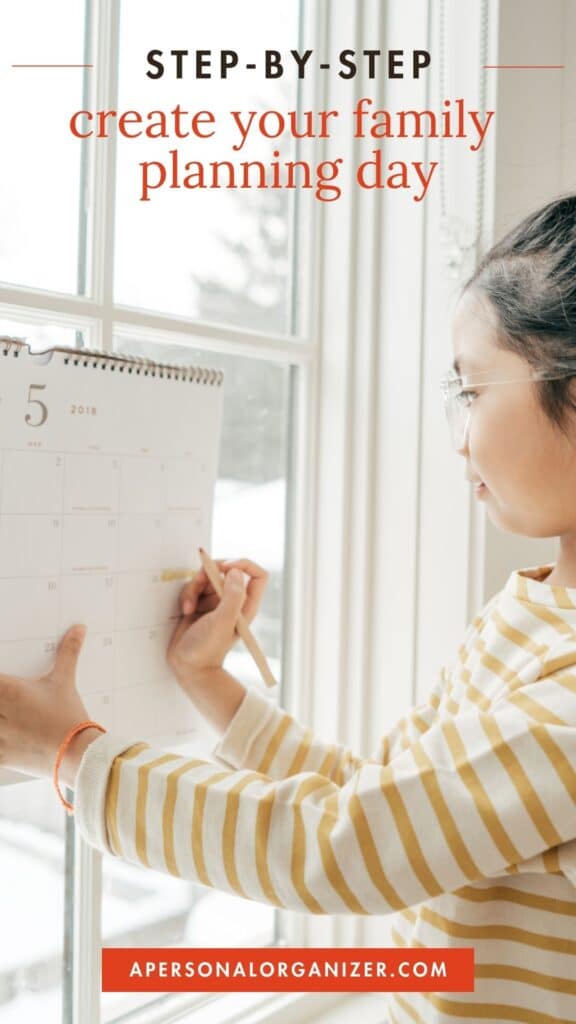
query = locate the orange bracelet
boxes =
[53,720,107,815]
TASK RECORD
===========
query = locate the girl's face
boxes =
[451,288,576,538]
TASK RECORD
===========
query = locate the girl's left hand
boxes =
[0,624,91,778]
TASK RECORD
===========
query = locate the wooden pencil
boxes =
[198,546,277,688]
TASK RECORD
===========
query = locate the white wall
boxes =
[483,0,576,597]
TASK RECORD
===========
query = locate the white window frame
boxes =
[0,0,515,1020]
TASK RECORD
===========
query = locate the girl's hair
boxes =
[462,193,576,438]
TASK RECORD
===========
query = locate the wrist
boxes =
[172,660,224,693]
[58,727,103,789]
[174,666,247,735]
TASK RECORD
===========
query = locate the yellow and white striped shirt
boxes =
[75,562,576,1023]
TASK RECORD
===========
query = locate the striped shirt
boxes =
[75,562,576,1023]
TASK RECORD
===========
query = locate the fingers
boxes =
[178,563,230,613]
[168,589,225,654]
[178,559,269,621]
[51,624,87,682]
[213,569,247,630]
[220,559,269,624]
[178,569,209,617]
[195,593,221,614]
[219,558,267,576]
[167,615,189,653]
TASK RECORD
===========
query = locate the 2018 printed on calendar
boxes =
[1,2,575,1023]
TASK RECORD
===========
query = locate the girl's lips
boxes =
[465,473,488,495]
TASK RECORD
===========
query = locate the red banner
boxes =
[102,946,475,992]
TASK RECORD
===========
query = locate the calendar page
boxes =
[0,340,224,783]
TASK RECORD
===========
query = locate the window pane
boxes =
[113,336,288,682]
[0,318,88,352]
[114,0,300,332]
[0,781,67,1023]
[0,2,86,294]
[98,334,290,1021]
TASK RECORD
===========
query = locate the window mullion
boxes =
[89,0,120,352]
[72,830,105,1024]
[112,314,311,365]
[72,0,120,1022]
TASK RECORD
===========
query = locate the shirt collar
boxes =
[505,562,576,610]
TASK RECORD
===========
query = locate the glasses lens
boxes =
[445,395,469,449]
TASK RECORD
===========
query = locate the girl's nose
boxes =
[456,411,472,454]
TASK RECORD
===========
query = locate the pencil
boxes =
[198,546,277,688]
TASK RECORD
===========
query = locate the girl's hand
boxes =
[166,558,269,687]
[0,625,91,778]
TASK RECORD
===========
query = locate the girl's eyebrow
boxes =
[452,355,481,374]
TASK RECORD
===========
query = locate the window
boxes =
[114,0,301,333]
[0,1,309,1021]
[0,1,85,295]
[0,778,69,1022]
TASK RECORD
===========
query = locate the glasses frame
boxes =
[439,362,576,449]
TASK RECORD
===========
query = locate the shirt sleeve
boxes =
[212,597,490,786]
[211,674,445,785]
[73,673,576,916]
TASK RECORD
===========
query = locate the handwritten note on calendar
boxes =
[0,339,224,782]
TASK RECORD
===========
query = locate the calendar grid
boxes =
[0,340,223,761]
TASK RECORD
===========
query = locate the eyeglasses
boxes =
[440,363,576,450]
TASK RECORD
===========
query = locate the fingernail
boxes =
[183,600,192,615]
[228,569,244,588]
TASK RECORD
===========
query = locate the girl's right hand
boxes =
[166,558,269,688]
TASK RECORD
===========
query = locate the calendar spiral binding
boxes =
[0,335,224,387]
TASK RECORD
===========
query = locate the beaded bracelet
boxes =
[53,720,107,814]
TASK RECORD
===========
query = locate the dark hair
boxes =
[462,193,576,438]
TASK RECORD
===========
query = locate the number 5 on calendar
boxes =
[25,385,48,427]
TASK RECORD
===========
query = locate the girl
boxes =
[2,194,576,1023]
